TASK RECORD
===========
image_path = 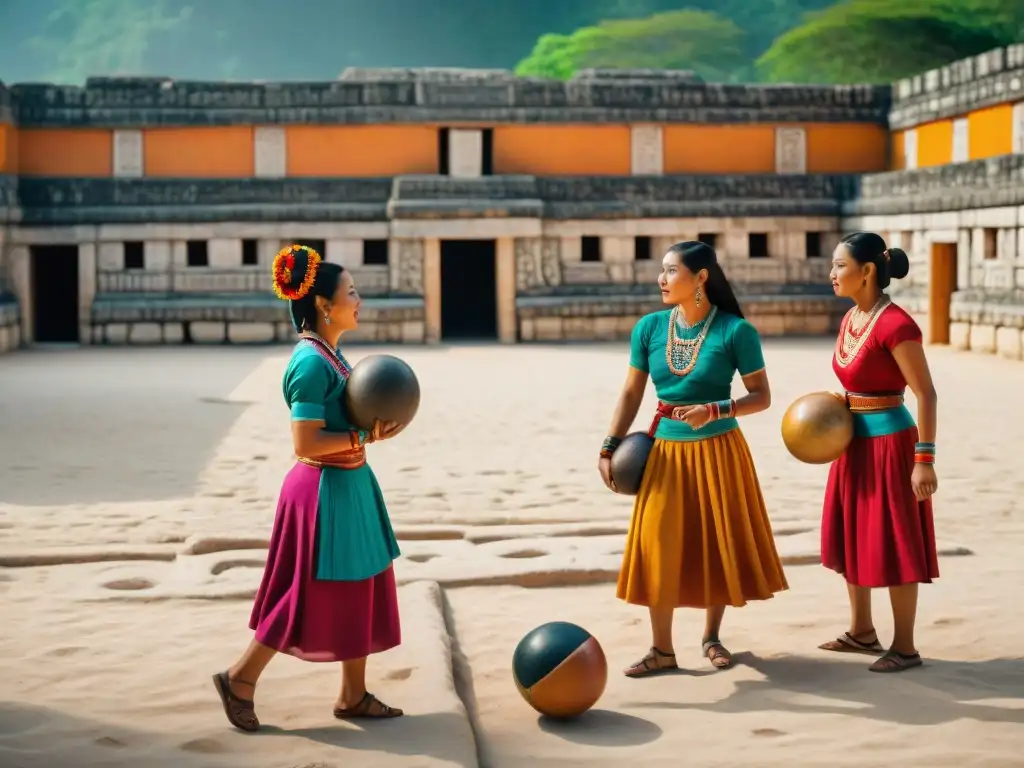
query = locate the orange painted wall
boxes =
[16,129,112,176]
[285,125,438,176]
[967,104,1013,160]
[664,125,775,173]
[144,127,255,177]
[914,120,953,168]
[805,124,888,172]
[0,123,16,173]
[492,125,631,175]
[890,129,906,170]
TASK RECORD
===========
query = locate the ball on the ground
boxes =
[344,354,421,431]
[781,391,854,464]
[609,431,654,495]
[512,621,607,719]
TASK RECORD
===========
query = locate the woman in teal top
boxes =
[599,240,789,676]
[213,245,405,732]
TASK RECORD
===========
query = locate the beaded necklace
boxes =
[835,295,890,368]
[665,305,718,377]
[300,332,351,379]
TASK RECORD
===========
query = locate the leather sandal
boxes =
[333,691,404,719]
[623,646,678,677]
[212,671,259,732]
[702,637,733,669]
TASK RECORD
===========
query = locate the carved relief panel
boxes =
[113,130,143,178]
[255,127,287,178]
[392,239,425,295]
[448,129,483,178]
[630,126,664,176]
[774,127,806,175]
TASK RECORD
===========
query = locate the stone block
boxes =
[163,323,185,344]
[533,317,563,341]
[129,323,164,344]
[995,326,1023,359]
[593,316,620,340]
[228,322,276,343]
[519,318,535,341]
[191,322,228,343]
[752,314,786,336]
[0,326,9,353]
[401,321,424,343]
[103,323,129,344]
[969,323,996,353]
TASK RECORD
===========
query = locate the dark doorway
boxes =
[31,245,80,343]
[440,239,497,340]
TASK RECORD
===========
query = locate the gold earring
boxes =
[695,286,702,307]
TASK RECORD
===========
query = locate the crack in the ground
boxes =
[440,586,489,768]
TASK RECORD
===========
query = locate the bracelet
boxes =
[600,435,622,459]
[914,441,935,464]
[706,399,736,421]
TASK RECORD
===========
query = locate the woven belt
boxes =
[297,447,366,470]
[845,392,904,412]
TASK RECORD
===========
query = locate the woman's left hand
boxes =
[911,463,938,501]
[673,404,713,430]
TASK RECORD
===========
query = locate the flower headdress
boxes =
[272,244,321,301]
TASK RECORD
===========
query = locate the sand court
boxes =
[0,339,1021,767]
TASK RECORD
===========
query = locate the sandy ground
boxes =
[0,338,1021,768]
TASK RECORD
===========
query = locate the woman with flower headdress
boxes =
[212,245,405,731]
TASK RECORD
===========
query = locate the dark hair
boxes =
[277,247,345,332]
[839,231,910,290]
[667,240,745,319]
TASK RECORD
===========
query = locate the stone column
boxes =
[904,130,919,170]
[422,238,441,343]
[78,243,97,344]
[9,245,31,343]
[495,236,517,343]
[1012,102,1024,154]
[952,118,969,163]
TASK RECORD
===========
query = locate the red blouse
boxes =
[833,302,921,394]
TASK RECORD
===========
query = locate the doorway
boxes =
[440,239,497,340]
[31,245,80,343]
[928,242,957,345]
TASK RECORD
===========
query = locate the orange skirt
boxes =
[616,429,789,609]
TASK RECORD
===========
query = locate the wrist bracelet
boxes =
[914,441,935,464]
[600,435,622,459]
[706,399,736,421]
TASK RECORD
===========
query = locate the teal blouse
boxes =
[283,342,401,582]
[629,309,766,441]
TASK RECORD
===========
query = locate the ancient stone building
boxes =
[0,45,1022,357]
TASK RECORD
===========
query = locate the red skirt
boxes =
[821,426,939,588]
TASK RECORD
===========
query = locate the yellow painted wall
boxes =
[967,104,1014,160]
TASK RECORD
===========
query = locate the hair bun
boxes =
[886,247,910,280]
[272,244,322,301]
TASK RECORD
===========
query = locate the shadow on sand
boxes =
[537,708,663,746]
[625,652,1024,726]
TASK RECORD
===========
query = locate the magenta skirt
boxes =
[248,462,401,662]
[821,426,939,588]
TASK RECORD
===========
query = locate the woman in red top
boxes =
[818,231,939,673]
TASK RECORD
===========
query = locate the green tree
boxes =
[757,0,1024,84]
[514,10,747,81]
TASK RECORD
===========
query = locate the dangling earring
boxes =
[323,312,331,326]
[695,286,703,307]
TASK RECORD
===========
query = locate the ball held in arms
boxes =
[609,431,655,495]
[344,354,421,431]
[780,391,854,464]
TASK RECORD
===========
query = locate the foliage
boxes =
[514,10,747,81]
[757,0,1024,84]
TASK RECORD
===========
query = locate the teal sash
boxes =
[852,404,916,438]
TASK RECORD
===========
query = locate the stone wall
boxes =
[0,225,20,353]
[888,43,1024,129]
[10,71,890,127]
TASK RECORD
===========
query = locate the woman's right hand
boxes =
[371,419,405,442]
[598,456,618,493]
